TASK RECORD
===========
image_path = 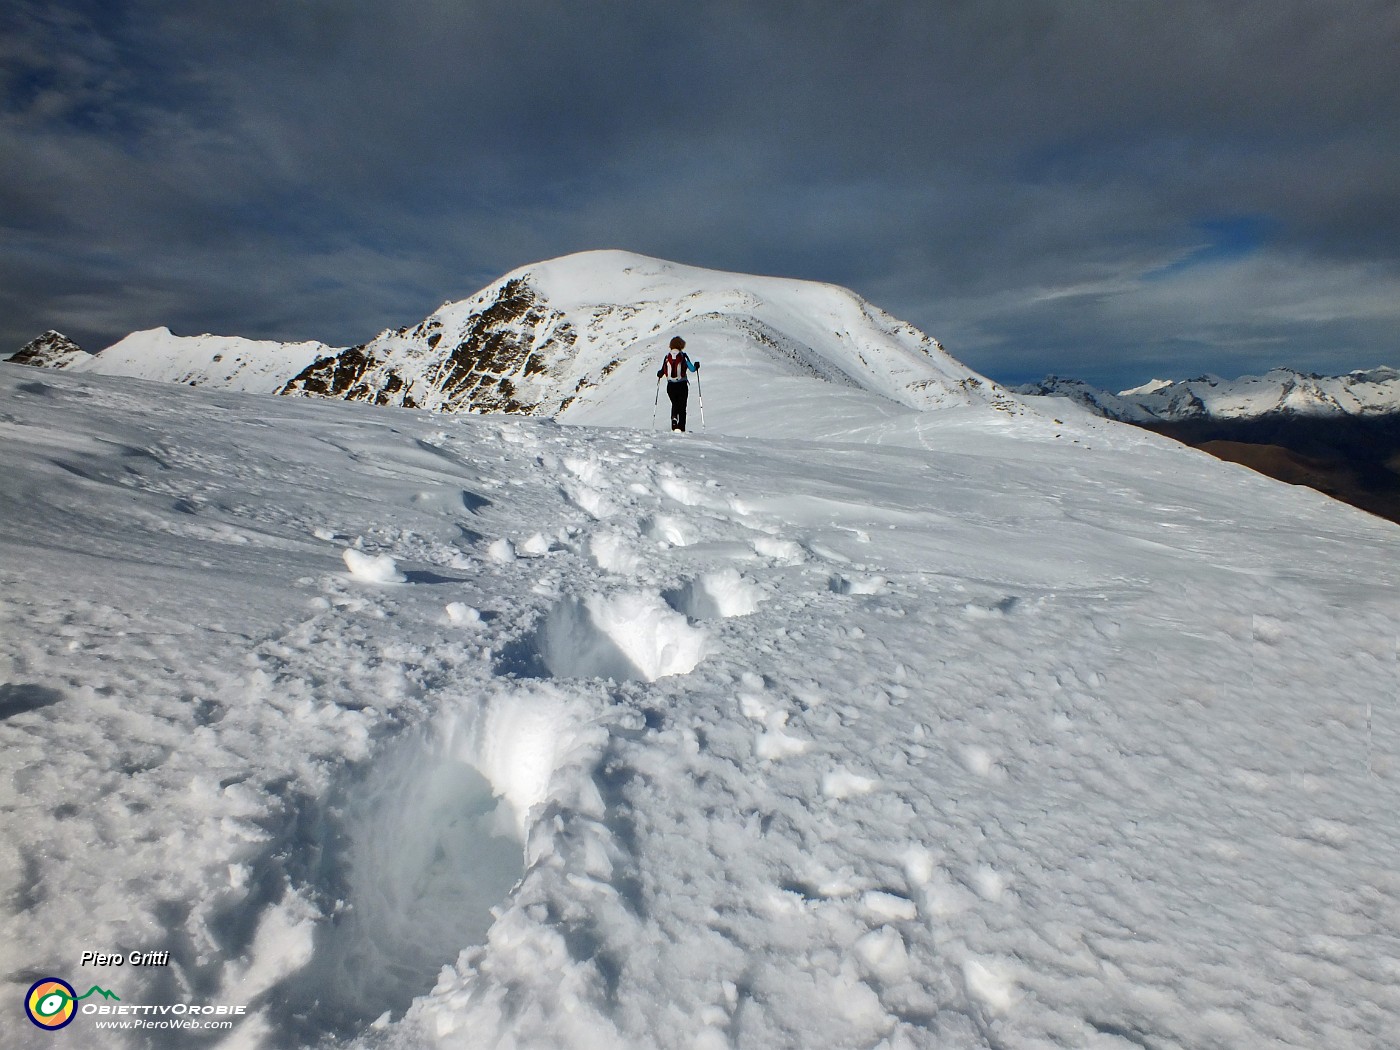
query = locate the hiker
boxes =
[657,336,699,431]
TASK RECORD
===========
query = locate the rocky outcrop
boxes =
[279,278,580,414]
[9,331,86,369]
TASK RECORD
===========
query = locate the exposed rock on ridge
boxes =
[9,331,86,369]
[280,278,579,413]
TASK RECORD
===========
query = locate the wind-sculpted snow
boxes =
[1,368,1398,1050]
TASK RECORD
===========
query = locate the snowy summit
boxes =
[1,253,1398,1050]
[277,251,1011,425]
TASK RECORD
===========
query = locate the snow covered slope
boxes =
[2,364,1397,1050]
[62,327,337,394]
[1020,366,1400,422]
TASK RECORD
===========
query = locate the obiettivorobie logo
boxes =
[25,978,120,1030]
[22,972,247,1034]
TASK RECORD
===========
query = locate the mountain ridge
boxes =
[7,251,1015,432]
[1017,366,1400,423]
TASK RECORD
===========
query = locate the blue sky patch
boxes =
[1147,215,1276,280]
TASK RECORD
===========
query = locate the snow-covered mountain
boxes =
[279,251,1014,424]
[1019,366,1400,422]
[59,327,337,394]
[10,252,1016,426]
[1008,375,1159,423]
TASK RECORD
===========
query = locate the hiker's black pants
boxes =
[667,381,689,431]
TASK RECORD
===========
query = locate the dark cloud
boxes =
[2,0,1397,389]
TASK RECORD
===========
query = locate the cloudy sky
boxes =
[3,1,1397,389]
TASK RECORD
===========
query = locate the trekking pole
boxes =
[652,375,661,431]
[696,370,705,431]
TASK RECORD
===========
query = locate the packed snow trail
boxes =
[0,368,1397,1050]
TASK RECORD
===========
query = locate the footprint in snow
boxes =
[658,476,704,507]
[562,455,606,485]
[828,573,886,596]
[499,591,707,683]
[963,595,1020,618]
[589,531,643,574]
[560,479,618,519]
[643,513,699,547]
[663,569,765,619]
[752,536,805,564]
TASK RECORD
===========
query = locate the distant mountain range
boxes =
[1014,368,1400,423]
[1016,369,1400,524]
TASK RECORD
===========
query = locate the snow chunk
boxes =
[861,890,918,922]
[444,602,481,626]
[854,926,911,982]
[755,726,809,761]
[822,767,879,799]
[972,865,1009,902]
[960,744,997,777]
[962,958,1018,1015]
[342,548,406,584]
[519,531,552,556]
[902,847,936,886]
